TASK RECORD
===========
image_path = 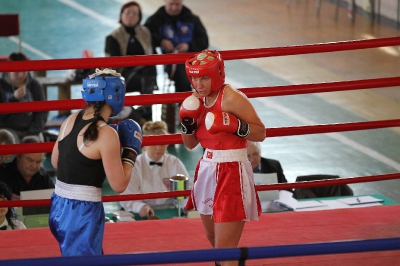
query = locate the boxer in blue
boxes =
[49,68,142,256]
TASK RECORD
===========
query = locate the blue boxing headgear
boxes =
[81,69,126,116]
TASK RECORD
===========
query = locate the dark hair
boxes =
[83,101,106,145]
[0,182,17,229]
[8,52,29,61]
[119,1,142,24]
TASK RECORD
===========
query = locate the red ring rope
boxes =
[1,76,400,114]
[0,119,399,155]
[0,36,399,72]
[1,172,399,208]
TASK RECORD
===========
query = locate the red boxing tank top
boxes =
[196,86,247,150]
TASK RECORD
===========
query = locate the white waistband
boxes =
[202,148,248,162]
[55,179,102,202]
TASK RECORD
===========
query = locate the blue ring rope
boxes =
[2,237,400,266]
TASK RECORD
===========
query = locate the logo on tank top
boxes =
[206,151,213,159]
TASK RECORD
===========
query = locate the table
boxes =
[264,193,397,213]
[301,193,397,205]
[105,208,182,222]
[105,194,397,223]
[18,194,397,228]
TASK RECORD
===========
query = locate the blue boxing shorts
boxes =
[49,180,104,256]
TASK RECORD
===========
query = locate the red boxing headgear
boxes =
[185,50,225,94]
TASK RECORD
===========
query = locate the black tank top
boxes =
[57,111,106,188]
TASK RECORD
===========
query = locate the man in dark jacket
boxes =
[0,52,48,143]
[0,136,54,200]
[145,0,209,93]
[247,141,288,184]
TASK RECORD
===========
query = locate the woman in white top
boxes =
[120,121,191,217]
[0,182,26,230]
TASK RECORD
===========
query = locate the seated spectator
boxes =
[0,52,48,143]
[0,129,15,165]
[0,135,54,200]
[120,120,191,218]
[144,0,209,93]
[145,0,209,133]
[247,141,288,184]
[0,181,26,230]
[105,1,157,125]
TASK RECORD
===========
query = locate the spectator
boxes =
[0,52,48,143]
[120,120,191,218]
[0,182,26,230]
[145,0,209,93]
[0,129,15,165]
[105,1,157,124]
[247,141,288,183]
[0,135,54,200]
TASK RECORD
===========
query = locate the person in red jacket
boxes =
[180,50,266,266]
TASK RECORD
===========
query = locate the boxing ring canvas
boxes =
[1,205,400,265]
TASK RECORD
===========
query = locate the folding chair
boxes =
[0,14,22,61]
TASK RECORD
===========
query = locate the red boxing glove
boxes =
[179,95,202,134]
[205,110,250,138]
[179,95,202,121]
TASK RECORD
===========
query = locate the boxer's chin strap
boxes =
[89,68,121,79]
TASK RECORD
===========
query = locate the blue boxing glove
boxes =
[117,119,142,167]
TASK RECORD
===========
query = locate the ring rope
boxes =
[0,36,400,72]
[1,237,400,266]
[1,76,400,114]
[1,172,399,209]
[0,119,399,156]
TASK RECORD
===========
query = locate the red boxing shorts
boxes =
[192,148,261,222]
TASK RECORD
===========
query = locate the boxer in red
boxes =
[180,50,266,266]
